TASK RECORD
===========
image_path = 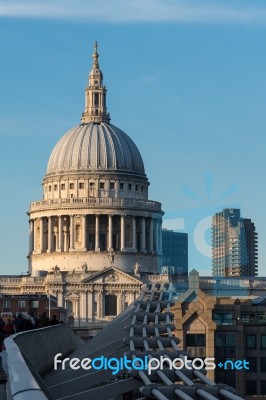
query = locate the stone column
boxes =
[82,215,87,251]
[150,218,154,253]
[132,216,137,251]
[120,215,125,251]
[80,291,87,326]
[74,300,79,317]
[88,290,93,321]
[158,219,162,254]
[63,227,68,252]
[69,215,74,251]
[141,217,146,253]
[108,215,113,251]
[57,290,63,308]
[117,293,121,315]
[54,227,58,251]
[57,215,62,252]
[29,219,34,254]
[157,219,160,253]
[40,217,44,252]
[155,219,160,254]
[99,290,104,319]
[33,219,37,253]
[95,214,100,251]
[47,216,53,253]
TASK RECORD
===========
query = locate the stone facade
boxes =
[0,268,141,327]
[0,42,163,327]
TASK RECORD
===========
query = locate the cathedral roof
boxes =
[46,122,145,177]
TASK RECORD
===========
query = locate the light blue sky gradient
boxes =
[0,0,265,275]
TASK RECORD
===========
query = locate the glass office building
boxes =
[162,229,188,277]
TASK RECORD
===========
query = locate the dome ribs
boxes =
[45,122,147,178]
[102,123,116,169]
[98,123,108,169]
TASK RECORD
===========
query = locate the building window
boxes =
[261,358,266,372]
[3,300,10,308]
[104,295,117,316]
[54,184,58,191]
[241,314,254,323]
[258,314,266,323]
[18,300,26,309]
[213,313,233,325]
[93,301,97,314]
[79,182,84,189]
[261,335,266,349]
[128,183,132,191]
[110,182,115,190]
[61,183,65,190]
[135,184,139,192]
[70,183,74,189]
[215,333,236,357]
[215,366,236,388]
[31,301,39,308]
[186,334,206,357]
[246,358,256,372]
[246,381,257,395]
[100,182,105,189]
[215,333,236,347]
[94,92,99,106]
[246,335,256,349]
[120,183,124,190]
[49,185,51,192]
[141,185,144,192]
[261,381,266,395]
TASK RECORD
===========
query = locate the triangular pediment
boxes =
[81,267,142,285]
[65,291,80,300]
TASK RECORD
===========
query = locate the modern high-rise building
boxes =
[243,218,258,276]
[212,209,258,277]
[162,229,188,276]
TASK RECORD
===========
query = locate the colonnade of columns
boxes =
[29,214,162,255]
[64,289,138,322]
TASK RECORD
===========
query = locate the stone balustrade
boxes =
[30,197,162,212]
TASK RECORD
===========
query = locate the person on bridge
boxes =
[50,315,60,326]
[39,312,49,328]
[3,319,15,338]
[13,313,27,332]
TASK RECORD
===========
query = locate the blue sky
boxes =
[0,0,265,275]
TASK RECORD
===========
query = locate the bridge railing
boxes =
[4,325,84,400]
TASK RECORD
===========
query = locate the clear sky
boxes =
[0,0,265,275]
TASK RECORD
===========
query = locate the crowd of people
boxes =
[0,312,60,346]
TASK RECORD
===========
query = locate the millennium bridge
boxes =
[2,283,243,400]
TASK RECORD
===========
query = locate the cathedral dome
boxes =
[46,122,145,177]
[29,42,163,277]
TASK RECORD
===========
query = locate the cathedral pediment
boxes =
[65,292,80,300]
[81,267,142,285]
